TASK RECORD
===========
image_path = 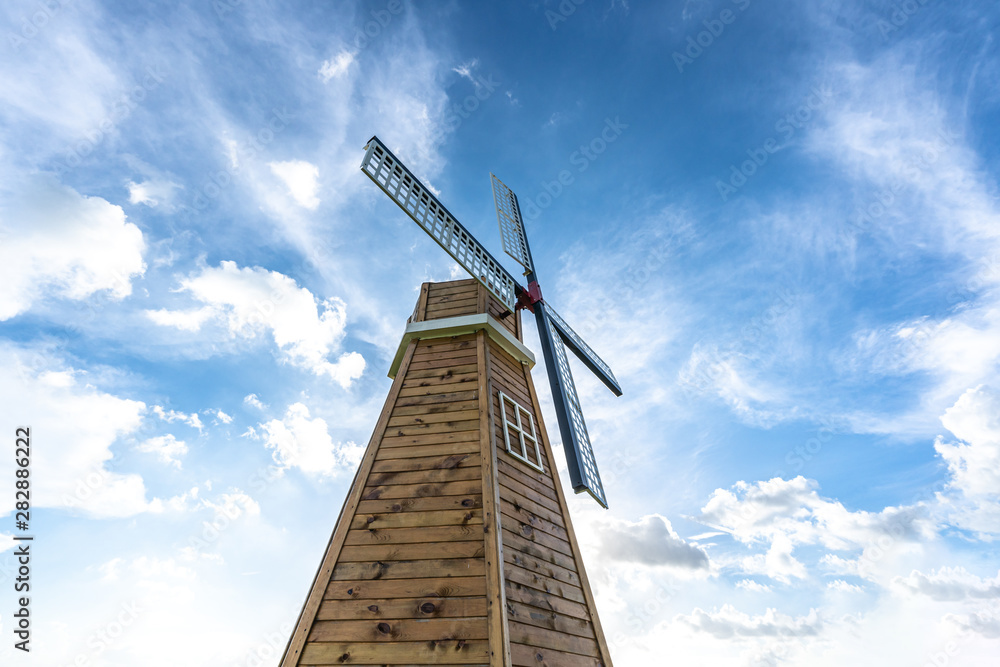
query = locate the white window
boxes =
[498,391,543,472]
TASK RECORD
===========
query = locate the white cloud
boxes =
[268,160,320,209]
[678,344,786,427]
[0,176,145,320]
[136,434,188,468]
[0,343,157,518]
[200,489,260,521]
[318,50,355,82]
[257,402,363,478]
[145,306,215,331]
[127,178,181,208]
[214,410,233,424]
[153,405,204,430]
[596,514,710,571]
[0,11,119,140]
[826,579,864,594]
[737,579,772,593]
[739,535,808,584]
[697,476,934,552]
[675,604,822,639]
[451,58,478,83]
[894,567,1000,601]
[150,262,365,387]
[945,608,1000,639]
[243,393,266,410]
[934,385,1000,538]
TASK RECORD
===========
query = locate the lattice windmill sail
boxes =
[361,135,622,508]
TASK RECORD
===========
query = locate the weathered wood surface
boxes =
[338,541,486,564]
[284,280,612,666]
[355,495,482,515]
[349,508,482,530]
[325,576,487,600]
[315,596,487,621]
[331,558,485,582]
[308,617,489,642]
[301,640,490,664]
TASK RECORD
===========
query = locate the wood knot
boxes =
[338,653,350,663]
[463,512,473,522]
[461,498,474,507]
[420,602,436,614]
[456,639,467,650]
[391,503,402,512]
[366,516,376,524]
[367,604,379,613]
[376,622,391,635]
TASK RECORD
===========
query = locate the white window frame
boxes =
[498,390,543,472]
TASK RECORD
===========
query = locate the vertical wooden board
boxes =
[412,282,431,323]
[520,354,615,667]
[485,290,518,338]
[484,327,614,667]
[477,329,512,667]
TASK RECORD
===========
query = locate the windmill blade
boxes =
[490,173,533,273]
[537,303,607,508]
[545,304,622,396]
[361,136,521,311]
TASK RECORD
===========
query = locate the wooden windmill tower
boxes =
[278,137,622,666]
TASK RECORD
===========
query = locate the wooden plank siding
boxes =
[487,331,613,667]
[281,280,611,667]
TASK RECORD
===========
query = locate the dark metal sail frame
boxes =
[361,135,621,507]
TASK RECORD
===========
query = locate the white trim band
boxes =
[388,313,535,378]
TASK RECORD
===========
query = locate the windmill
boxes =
[278,136,621,667]
[361,135,622,508]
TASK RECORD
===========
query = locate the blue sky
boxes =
[1,0,999,664]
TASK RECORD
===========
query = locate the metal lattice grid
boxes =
[361,138,519,310]
[498,391,543,473]
[490,173,532,272]
[547,317,607,507]
[546,304,620,393]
